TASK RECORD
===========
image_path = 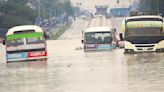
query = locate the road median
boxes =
[51,21,72,40]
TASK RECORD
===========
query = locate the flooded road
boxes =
[0,18,164,92]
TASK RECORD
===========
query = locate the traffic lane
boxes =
[89,16,112,27]
[110,17,126,33]
[58,19,89,40]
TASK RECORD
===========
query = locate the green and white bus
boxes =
[4,25,47,62]
[121,16,164,53]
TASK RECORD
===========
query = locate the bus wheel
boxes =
[124,49,134,54]
[124,49,128,54]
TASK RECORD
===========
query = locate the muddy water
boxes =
[0,17,164,92]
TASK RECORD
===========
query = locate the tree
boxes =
[138,0,158,13]
[38,0,74,18]
[64,1,74,16]
[0,1,37,29]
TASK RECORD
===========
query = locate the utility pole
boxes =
[43,0,46,18]
[38,0,41,18]
[117,0,119,4]
[157,0,159,15]
[50,0,53,18]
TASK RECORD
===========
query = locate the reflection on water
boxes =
[6,59,47,69]
[125,53,164,92]
[0,60,48,92]
[0,39,164,92]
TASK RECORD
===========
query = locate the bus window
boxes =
[6,38,24,46]
[85,32,113,44]
[26,37,44,44]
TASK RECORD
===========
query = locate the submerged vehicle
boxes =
[4,25,47,62]
[82,26,119,51]
[121,15,164,53]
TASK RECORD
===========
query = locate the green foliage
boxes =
[0,1,37,29]
[158,0,164,16]
[138,0,156,11]
[65,1,74,16]
[0,15,32,29]
[138,0,164,16]
[39,0,74,18]
[0,0,74,29]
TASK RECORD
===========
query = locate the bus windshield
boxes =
[85,32,113,44]
[127,27,162,36]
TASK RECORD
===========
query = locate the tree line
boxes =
[0,0,74,29]
[138,0,164,16]
[39,0,74,18]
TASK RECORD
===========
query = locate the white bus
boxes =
[121,15,164,53]
[82,26,119,51]
[4,25,47,62]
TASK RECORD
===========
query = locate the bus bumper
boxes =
[124,41,164,53]
[84,44,116,51]
[6,51,47,62]
[7,56,48,62]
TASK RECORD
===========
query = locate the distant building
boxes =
[95,5,108,15]
[110,8,130,17]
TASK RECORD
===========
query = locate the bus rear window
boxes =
[6,38,24,46]
[26,37,44,44]
[14,30,35,34]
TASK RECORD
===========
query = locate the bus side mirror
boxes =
[44,32,49,39]
[3,40,5,45]
[81,40,84,43]
[119,33,124,41]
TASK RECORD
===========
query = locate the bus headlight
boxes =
[156,40,164,49]
[124,41,134,49]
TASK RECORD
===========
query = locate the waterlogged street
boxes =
[0,17,164,92]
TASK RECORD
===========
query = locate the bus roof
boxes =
[7,25,43,35]
[85,26,111,33]
[126,15,162,21]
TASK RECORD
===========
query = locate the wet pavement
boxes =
[0,17,164,92]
